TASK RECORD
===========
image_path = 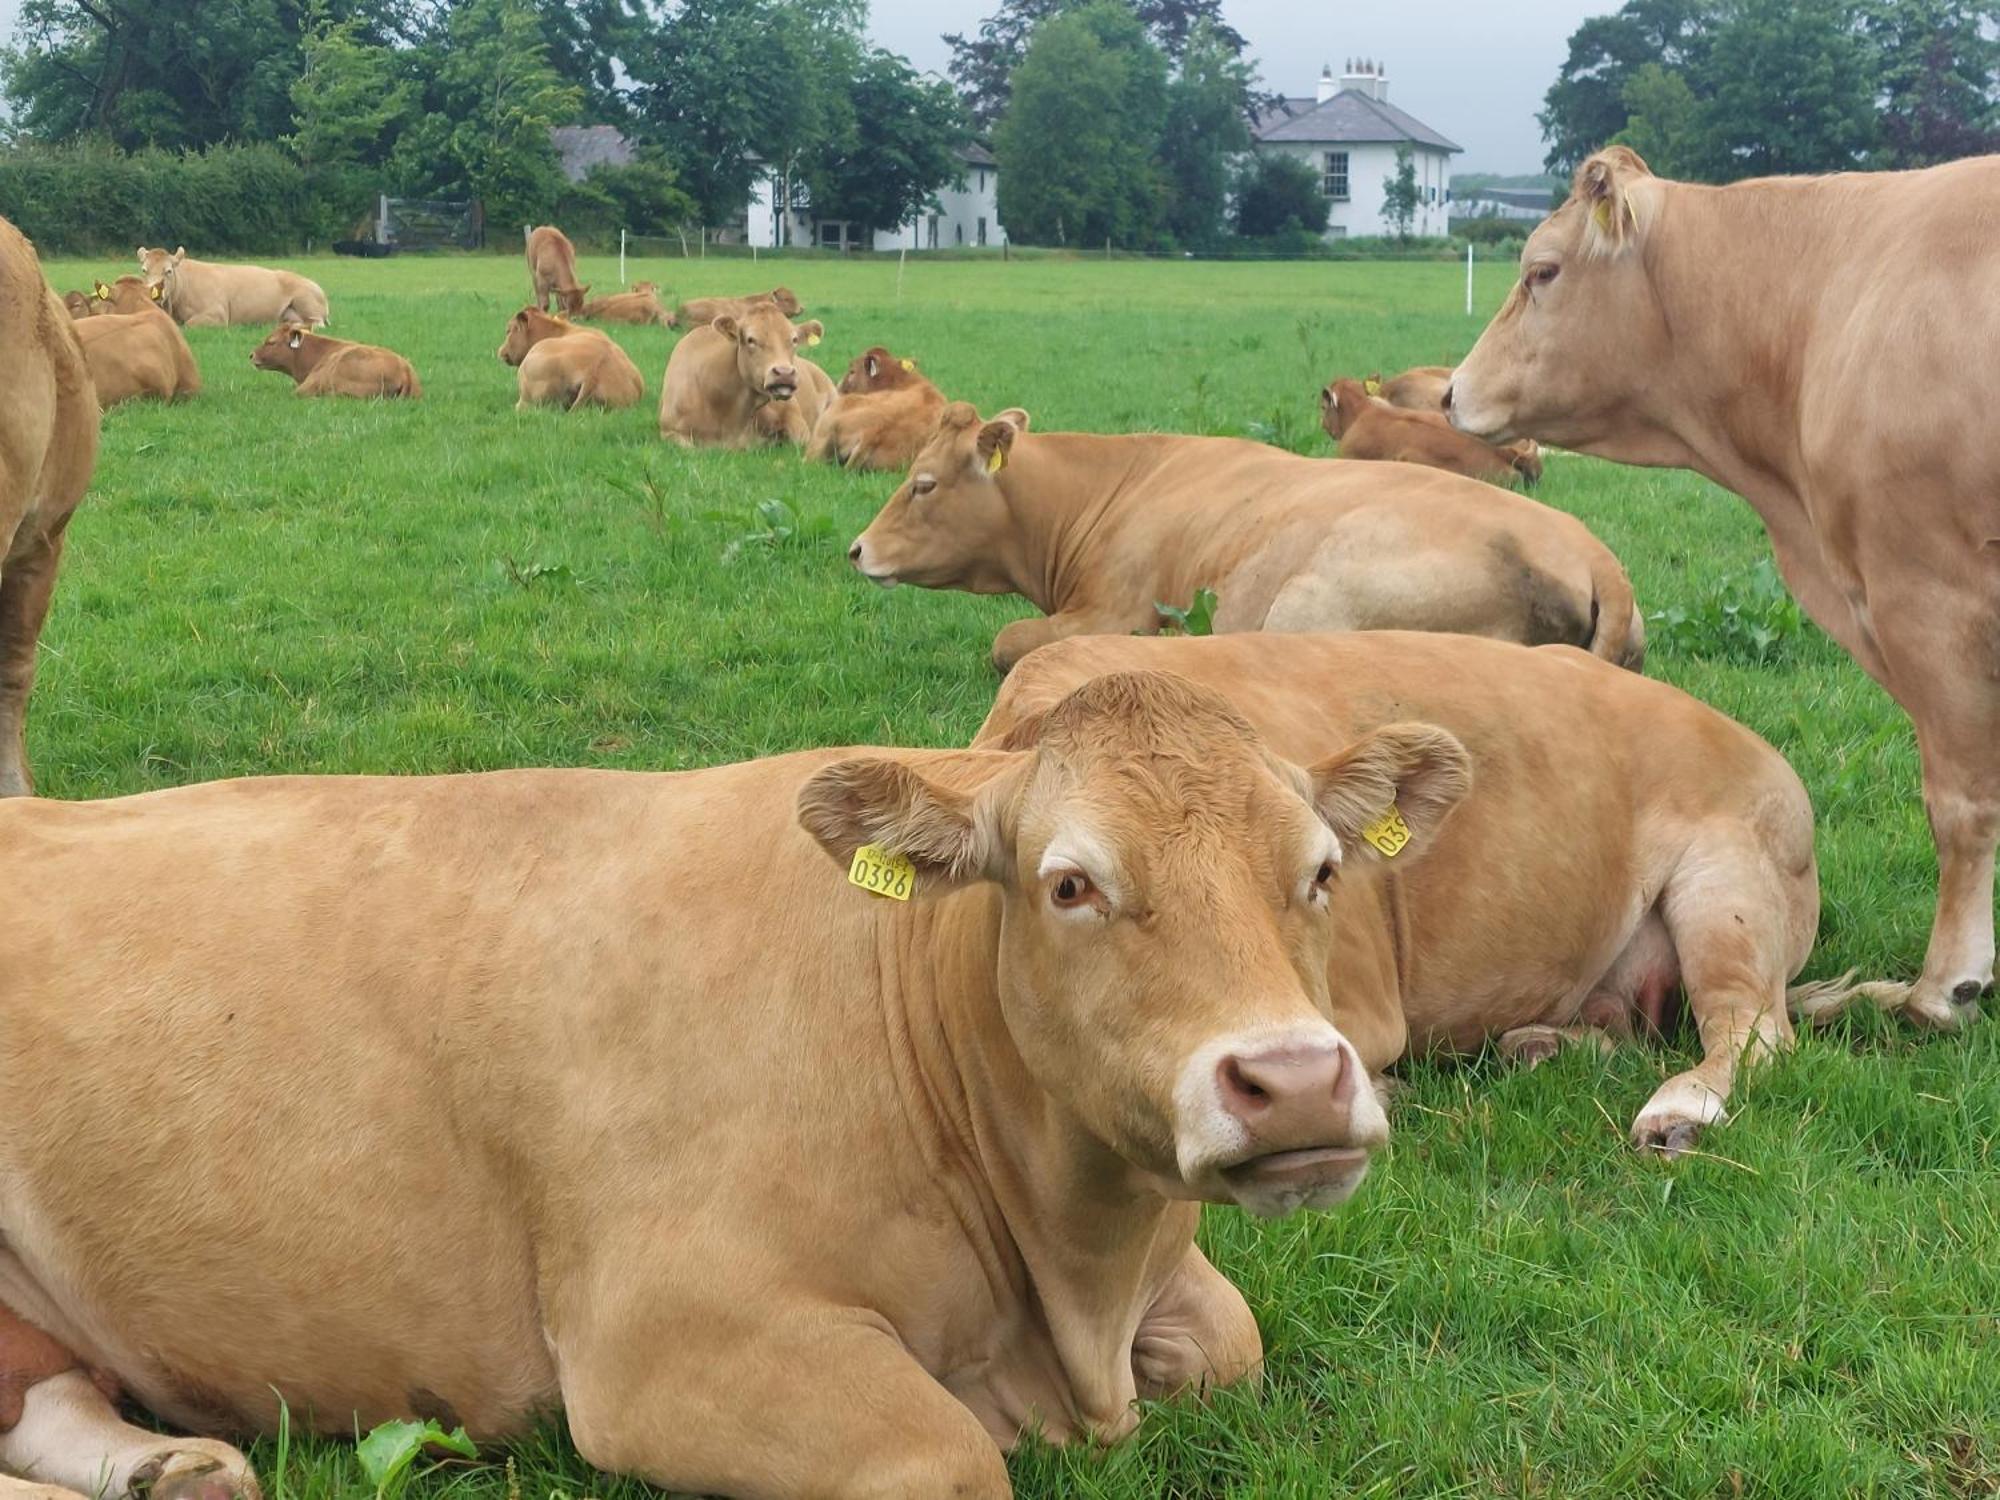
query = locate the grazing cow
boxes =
[0,671,1449,1499]
[978,631,1870,1153]
[525,225,586,316]
[0,216,98,797]
[848,404,1644,675]
[576,281,668,326]
[1446,144,2000,1032]
[669,285,803,329]
[1320,379,1542,487]
[496,308,643,411]
[1366,365,1453,412]
[805,346,945,470]
[73,310,202,407]
[250,324,420,399]
[137,248,328,328]
[659,303,833,447]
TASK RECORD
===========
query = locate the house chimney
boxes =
[1316,64,1338,105]
[1339,57,1388,103]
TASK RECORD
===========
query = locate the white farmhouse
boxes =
[745,144,1005,252]
[1252,61,1461,238]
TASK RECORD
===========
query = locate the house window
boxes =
[956,223,964,245]
[977,216,988,246]
[1323,151,1349,202]
[978,168,988,193]
[928,215,940,249]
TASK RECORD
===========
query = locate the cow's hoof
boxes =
[1633,1119,1703,1159]
[1902,981,1977,1032]
[1630,1074,1725,1158]
[133,1446,262,1500]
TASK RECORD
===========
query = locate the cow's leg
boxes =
[1630,853,1799,1156]
[1130,1243,1261,1401]
[0,520,69,798]
[560,1305,1009,1500]
[1893,705,2000,1030]
[1494,1024,1616,1067]
[0,1372,257,1500]
[0,1475,86,1500]
[992,610,1143,676]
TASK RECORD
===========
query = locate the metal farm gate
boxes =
[376,196,484,251]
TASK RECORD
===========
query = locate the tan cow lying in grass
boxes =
[72,310,201,407]
[1321,378,1542,486]
[250,324,420,399]
[669,284,802,329]
[138,247,328,328]
[576,281,667,326]
[849,405,1644,674]
[805,345,945,470]
[0,216,97,797]
[496,308,643,411]
[659,302,833,447]
[1367,364,1452,411]
[0,671,1443,1500]
[69,277,160,317]
[1447,145,2000,1031]
[980,631,1870,1154]
[525,224,586,315]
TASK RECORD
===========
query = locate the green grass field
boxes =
[35,249,2000,1498]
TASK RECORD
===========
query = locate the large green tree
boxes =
[992,3,1167,247]
[803,48,969,239]
[1157,20,1253,247]
[1607,61,1702,176]
[1536,0,1714,176]
[1860,0,2000,166]
[1697,0,1877,175]
[946,0,1252,133]
[1232,152,1329,239]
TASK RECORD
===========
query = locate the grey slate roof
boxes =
[1253,90,1462,153]
[549,125,636,183]
[959,141,997,168]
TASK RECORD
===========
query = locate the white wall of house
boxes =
[1260,140,1452,238]
[745,160,1004,252]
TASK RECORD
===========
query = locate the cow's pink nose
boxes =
[1216,1044,1355,1146]
[770,365,797,382]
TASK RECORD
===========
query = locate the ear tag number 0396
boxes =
[849,843,915,901]
[1359,804,1411,859]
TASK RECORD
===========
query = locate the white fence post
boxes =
[1465,242,1474,316]
[897,246,906,303]
[620,228,627,286]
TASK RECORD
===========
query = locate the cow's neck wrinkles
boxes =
[1628,181,1829,507]
[997,435,1161,614]
[897,888,1187,1440]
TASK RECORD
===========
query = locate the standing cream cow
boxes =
[1447,145,2000,1030]
[0,672,1444,1500]
[0,216,97,797]
[137,247,328,328]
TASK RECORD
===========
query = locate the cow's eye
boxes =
[911,475,937,497]
[1050,871,1093,909]
[1314,860,1337,887]
[1527,262,1560,289]
[743,335,758,347]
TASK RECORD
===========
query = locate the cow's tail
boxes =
[403,366,423,400]
[1583,548,1645,670]
[1786,970,1896,1025]
[171,335,202,399]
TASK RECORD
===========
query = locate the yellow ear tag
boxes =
[1363,377,1383,397]
[900,358,915,371]
[848,842,915,900]
[1592,200,1612,232]
[806,333,822,346]
[986,447,1006,475]
[93,284,108,299]
[149,284,162,300]
[1358,803,1412,858]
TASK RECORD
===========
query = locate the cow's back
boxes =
[0,218,96,549]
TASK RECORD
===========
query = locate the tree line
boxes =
[1540,0,1999,180]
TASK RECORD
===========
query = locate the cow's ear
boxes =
[712,313,740,342]
[975,410,1024,475]
[865,353,880,379]
[1305,722,1470,869]
[172,246,185,261]
[148,283,161,300]
[94,281,109,298]
[1574,145,1651,254]
[798,755,1020,894]
[793,319,824,347]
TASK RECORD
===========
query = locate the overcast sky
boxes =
[0,0,1597,174]
[870,0,1598,174]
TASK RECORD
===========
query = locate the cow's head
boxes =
[62,289,91,320]
[1447,147,1665,448]
[556,283,589,316]
[838,345,922,396]
[251,322,313,371]
[496,307,570,366]
[136,245,184,292]
[765,285,803,317]
[1317,379,1372,442]
[799,671,1469,1218]
[710,304,824,403]
[847,403,1031,591]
